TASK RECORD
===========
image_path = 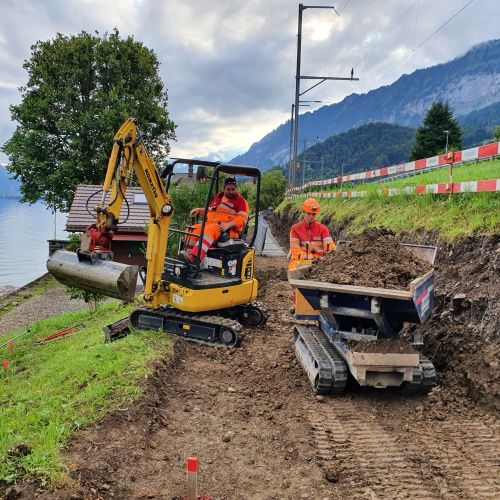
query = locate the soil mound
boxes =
[346,339,417,354]
[306,228,432,289]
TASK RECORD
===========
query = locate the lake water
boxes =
[0,198,68,288]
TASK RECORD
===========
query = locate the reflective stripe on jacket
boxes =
[289,220,334,260]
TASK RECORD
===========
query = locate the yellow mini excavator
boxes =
[47,118,267,346]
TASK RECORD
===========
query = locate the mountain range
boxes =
[231,39,500,169]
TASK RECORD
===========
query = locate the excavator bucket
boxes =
[47,250,139,302]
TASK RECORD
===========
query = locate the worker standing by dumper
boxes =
[180,177,249,263]
[288,198,334,270]
[288,198,335,318]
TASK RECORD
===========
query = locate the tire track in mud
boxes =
[307,398,500,499]
[430,420,500,498]
[307,401,439,499]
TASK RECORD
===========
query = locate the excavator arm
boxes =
[48,118,174,304]
[95,118,173,302]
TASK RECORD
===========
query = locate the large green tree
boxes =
[2,30,176,211]
[492,125,500,142]
[410,101,462,160]
[260,167,286,210]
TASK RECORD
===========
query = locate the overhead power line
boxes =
[371,0,475,90]
[353,0,420,70]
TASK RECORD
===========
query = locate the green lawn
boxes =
[280,190,500,239]
[282,157,500,239]
[309,157,500,193]
[0,301,172,484]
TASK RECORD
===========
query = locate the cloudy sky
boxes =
[1,0,499,164]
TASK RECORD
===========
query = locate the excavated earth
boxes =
[1,216,499,498]
[305,227,432,289]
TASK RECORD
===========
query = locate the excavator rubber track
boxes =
[294,324,348,395]
[129,307,244,347]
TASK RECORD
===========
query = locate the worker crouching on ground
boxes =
[180,177,249,263]
[288,197,335,270]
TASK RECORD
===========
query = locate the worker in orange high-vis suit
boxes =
[288,198,334,270]
[180,177,249,263]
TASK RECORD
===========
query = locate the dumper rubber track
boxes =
[130,307,244,347]
[400,354,437,395]
[294,324,348,395]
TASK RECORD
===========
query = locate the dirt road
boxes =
[15,256,500,499]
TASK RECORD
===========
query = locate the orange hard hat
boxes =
[301,198,321,214]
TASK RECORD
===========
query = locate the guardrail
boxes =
[286,140,500,195]
[286,178,500,199]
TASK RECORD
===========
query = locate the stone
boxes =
[325,468,340,483]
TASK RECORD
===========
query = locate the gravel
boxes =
[0,286,88,335]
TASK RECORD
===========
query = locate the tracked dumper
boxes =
[288,243,437,395]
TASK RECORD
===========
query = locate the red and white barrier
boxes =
[287,178,500,199]
[287,141,500,195]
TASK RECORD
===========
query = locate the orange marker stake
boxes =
[3,359,9,374]
[7,340,13,354]
[187,456,198,500]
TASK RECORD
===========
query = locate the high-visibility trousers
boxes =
[184,222,222,261]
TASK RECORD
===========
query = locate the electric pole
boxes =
[291,3,359,187]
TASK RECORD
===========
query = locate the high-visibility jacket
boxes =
[184,193,249,260]
[206,192,249,234]
[289,220,334,261]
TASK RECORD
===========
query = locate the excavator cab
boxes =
[162,160,261,282]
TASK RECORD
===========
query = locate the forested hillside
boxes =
[295,123,415,181]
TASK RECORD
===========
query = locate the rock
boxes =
[227,387,236,393]
[222,433,232,443]
[5,485,22,499]
[325,467,340,483]
[316,395,326,403]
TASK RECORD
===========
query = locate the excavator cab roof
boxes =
[163,158,261,178]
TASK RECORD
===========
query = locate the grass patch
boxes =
[0,301,173,485]
[279,191,500,239]
[329,158,500,193]
[282,158,500,238]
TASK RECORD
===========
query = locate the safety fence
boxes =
[286,178,500,199]
[286,140,500,195]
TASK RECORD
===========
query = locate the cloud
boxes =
[1,0,499,164]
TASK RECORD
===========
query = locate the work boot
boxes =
[178,251,194,264]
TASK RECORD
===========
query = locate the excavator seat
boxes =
[210,238,247,253]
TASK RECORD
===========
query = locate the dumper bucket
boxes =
[47,250,139,302]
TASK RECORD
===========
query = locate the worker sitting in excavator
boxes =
[288,197,334,270]
[180,177,249,263]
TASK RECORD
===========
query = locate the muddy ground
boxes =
[3,252,499,499]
